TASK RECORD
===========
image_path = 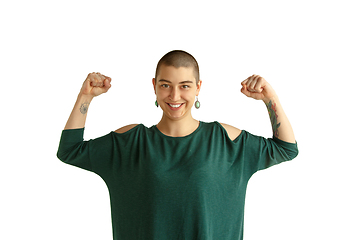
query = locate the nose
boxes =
[169,87,181,101]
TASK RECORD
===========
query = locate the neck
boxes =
[157,115,199,137]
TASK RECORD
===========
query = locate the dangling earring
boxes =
[195,96,200,109]
[155,100,158,107]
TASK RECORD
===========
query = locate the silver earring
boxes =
[195,96,200,109]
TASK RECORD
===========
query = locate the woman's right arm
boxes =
[64,72,111,130]
[57,73,112,171]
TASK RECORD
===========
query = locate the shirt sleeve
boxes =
[57,128,119,177]
[56,128,93,172]
[242,131,299,174]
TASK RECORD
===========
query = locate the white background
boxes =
[1,0,359,239]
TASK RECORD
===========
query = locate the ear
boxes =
[196,79,202,95]
[152,78,156,93]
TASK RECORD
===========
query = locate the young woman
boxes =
[57,50,298,240]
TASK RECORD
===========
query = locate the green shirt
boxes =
[57,121,298,240]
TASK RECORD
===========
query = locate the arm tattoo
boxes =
[266,100,281,137]
[80,102,90,115]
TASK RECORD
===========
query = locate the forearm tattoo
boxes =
[266,100,281,137]
[80,102,90,115]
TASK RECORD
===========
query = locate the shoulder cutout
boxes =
[115,124,139,134]
[219,123,242,141]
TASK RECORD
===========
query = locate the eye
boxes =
[181,85,190,89]
[161,84,170,88]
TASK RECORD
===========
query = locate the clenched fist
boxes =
[241,74,276,103]
[80,72,112,97]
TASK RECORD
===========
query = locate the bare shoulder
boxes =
[115,124,139,134]
[219,123,242,141]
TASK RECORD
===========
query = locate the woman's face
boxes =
[152,65,202,121]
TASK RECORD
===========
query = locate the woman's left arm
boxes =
[241,75,296,143]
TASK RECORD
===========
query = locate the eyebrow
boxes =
[158,79,194,84]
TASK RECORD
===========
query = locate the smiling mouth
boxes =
[167,103,184,108]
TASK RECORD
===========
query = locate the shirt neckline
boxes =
[152,121,203,139]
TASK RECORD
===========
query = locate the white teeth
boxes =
[169,103,182,108]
